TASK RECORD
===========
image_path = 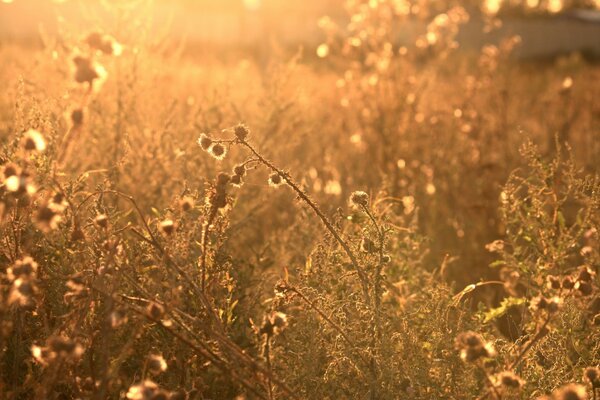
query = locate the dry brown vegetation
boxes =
[0,0,600,399]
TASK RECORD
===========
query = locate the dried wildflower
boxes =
[64,273,88,303]
[22,129,46,153]
[48,336,83,358]
[360,237,377,253]
[259,311,288,337]
[234,124,249,141]
[109,309,128,328]
[146,302,165,320]
[593,314,600,326]
[233,164,246,177]
[7,256,38,281]
[159,219,175,236]
[578,266,595,282]
[382,254,391,263]
[230,174,242,187]
[217,172,231,187]
[147,354,168,374]
[575,281,593,296]
[71,108,84,126]
[5,171,36,196]
[209,143,227,160]
[350,191,369,207]
[563,276,575,290]
[179,196,194,212]
[168,390,187,400]
[531,296,561,314]
[8,278,37,309]
[2,163,18,179]
[126,380,160,400]
[494,371,524,389]
[547,275,561,290]
[268,172,283,187]
[85,32,122,56]
[36,203,62,232]
[73,55,106,86]
[584,367,600,388]
[552,383,588,400]
[94,214,108,228]
[455,331,495,363]
[197,134,212,150]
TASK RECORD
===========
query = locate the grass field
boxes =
[0,1,600,399]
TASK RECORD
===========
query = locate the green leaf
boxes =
[483,297,526,323]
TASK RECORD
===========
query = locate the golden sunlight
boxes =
[0,0,600,399]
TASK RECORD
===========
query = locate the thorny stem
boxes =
[201,207,218,292]
[238,139,372,306]
[91,284,300,400]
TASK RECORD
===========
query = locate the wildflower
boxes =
[36,203,62,232]
[70,108,84,127]
[197,134,212,150]
[7,256,38,281]
[547,275,561,290]
[48,336,83,359]
[94,214,108,228]
[234,124,249,141]
[360,237,377,253]
[85,32,122,56]
[146,302,165,320]
[531,296,561,314]
[179,196,194,212]
[217,172,231,187]
[65,273,87,302]
[5,171,36,196]
[350,191,369,208]
[593,314,600,326]
[159,219,175,236]
[575,281,593,296]
[562,276,575,290]
[209,143,226,160]
[22,129,46,153]
[8,278,37,309]
[494,371,524,389]
[126,380,161,400]
[73,55,106,86]
[455,331,495,363]
[382,254,392,263]
[230,174,242,187]
[233,164,246,177]
[109,309,128,328]
[2,163,19,179]
[259,311,288,337]
[268,172,282,187]
[552,383,588,400]
[578,266,595,282]
[147,354,168,374]
[584,367,600,388]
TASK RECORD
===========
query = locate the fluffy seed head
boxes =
[210,143,226,160]
[198,134,212,150]
[584,367,600,387]
[552,383,588,400]
[22,129,46,153]
[268,172,283,187]
[234,124,250,141]
[350,191,369,207]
